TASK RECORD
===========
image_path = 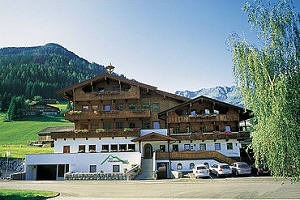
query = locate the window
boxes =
[214,110,219,115]
[116,104,123,110]
[190,110,196,116]
[102,145,109,152]
[215,143,221,150]
[199,143,206,150]
[172,144,178,152]
[142,104,150,110]
[182,110,188,116]
[160,145,166,152]
[177,163,182,170]
[143,122,150,129]
[81,122,88,130]
[225,125,231,132]
[129,104,136,111]
[190,163,195,169]
[227,143,233,150]
[98,87,104,92]
[113,165,120,172]
[103,122,110,130]
[184,144,190,151]
[186,126,192,133]
[79,145,85,153]
[200,126,206,133]
[63,146,70,153]
[152,103,159,112]
[116,122,123,129]
[174,127,180,133]
[91,123,98,130]
[153,121,160,129]
[119,144,127,151]
[90,165,97,173]
[111,144,118,151]
[82,105,89,111]
[205,109,210,114]
[113,86,119,91]
[214,125,220,131]
[128,144,135,151]
[92,105,98,111]
[104,105,111,111]
[129,122,136,128]
[89,145,96,153]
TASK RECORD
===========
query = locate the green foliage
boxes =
[0,43,107,102]
[0,189,58,199]
[6,96,29,121]
[229,0,300,181]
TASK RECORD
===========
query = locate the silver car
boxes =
[230,162,251,176]
[193,164,210,178]
[210,163,232,177]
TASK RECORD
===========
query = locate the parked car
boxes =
[193,164,210,178]
[230,162,251,176]
[251,163,270,176]
[210,163,232,177]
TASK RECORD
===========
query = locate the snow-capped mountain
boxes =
[175,86,243,107]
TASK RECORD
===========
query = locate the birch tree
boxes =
[229,0,300,181]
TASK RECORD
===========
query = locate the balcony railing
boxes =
[170,131,250,141]
[167,114,239,123]
[65,110,151,121]
[156,151,236,164]
[74,87,140,101]
[51,128,140,139]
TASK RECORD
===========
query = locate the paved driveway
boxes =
[0,177,299,199]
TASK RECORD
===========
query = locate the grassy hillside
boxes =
[0,104,73,158]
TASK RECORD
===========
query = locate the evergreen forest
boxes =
[0,43,108,110]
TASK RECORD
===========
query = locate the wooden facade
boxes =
[56,73,190,138]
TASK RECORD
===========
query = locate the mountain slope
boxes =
[175,86,243,107]
[0,43,107,104]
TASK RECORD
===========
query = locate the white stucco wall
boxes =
[54,137,139,153]
[25,152,141,180]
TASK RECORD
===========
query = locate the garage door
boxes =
[37,165,56,180]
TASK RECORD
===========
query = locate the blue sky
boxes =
[0,0,299,93]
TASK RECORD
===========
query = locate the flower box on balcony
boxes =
[89,150,96,153]
[95,129,105,133]
[101,150,108,153]
[75,129,89,134]
[69,110,82,115]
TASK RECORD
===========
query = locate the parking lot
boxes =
[1,176,299,199]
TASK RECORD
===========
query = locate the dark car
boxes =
[251,163,270,176]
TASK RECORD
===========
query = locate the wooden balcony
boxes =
[65,110,151,121]
[156,151,236,164]
[74,87,140,101]
[51,128,140,139]
[170,131,250,141]
[167,114,239,123]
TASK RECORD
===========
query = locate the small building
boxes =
[27,103,60,115]
[25,66,252,180]
[37,126,75,146]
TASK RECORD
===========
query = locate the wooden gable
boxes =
[131,132,177,142]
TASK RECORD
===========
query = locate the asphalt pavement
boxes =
[0,176,299,199]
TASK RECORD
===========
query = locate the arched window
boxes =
[177,163,182,170]
[190,163,195,169]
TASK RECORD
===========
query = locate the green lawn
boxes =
[0,103,73,158]
[0,189,58,199]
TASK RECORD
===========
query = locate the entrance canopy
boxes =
[132,132,177,142]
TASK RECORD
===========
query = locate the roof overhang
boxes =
[131,132,177,142]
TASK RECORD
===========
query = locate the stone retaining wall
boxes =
[64,172,136,180]
[0,158,24,172]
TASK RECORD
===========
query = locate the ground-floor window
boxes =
[214,143,221,150]
[199,143,206,150]
[63,146,70,153]
[119,144,127,151]
[128,144,135,151]
[58,164,69,177]
[90,165,97,173]
[113,165,120,172]
[172,144,178,152]
[102,145,109,152]
[177,163,182,170]
[79,145,85,153]
[89,145,96,153]
[184,144,190,151]
[226,143,233,150]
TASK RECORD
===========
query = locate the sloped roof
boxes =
[158,95,252,121]
[38,125,75,136]
[131,132,177,142]
[56,72,190,102]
